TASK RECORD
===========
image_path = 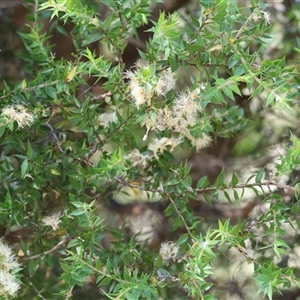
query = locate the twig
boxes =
[113,176,295,195]
[90,91,112,101]
[168,196,193,236]
[234,243,300,288]
[235,9,256,40]
[26,278,47,300]
[27,280,47,300]
[86,112,135,160]
[196,181,295,193]
[45,122,64,154]
[0,80,60,100]
[115,287,133,299]
[77,257,132,285]
[64,286,74,300]
[234,244,259,265]
[22,235,71,261]
[114,176,160,194]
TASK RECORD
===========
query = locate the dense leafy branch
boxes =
[0,0,299,299]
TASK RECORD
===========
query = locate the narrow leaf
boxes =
[216,168,225,187]
[231,173,239,186]
[255,168,265,183]
[197,175,209,189]
[21,159,29,178]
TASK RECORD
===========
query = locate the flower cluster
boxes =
[125,60,210,160]
[0,241,21,298]
[125,60,176,108]
[1,104,34,129]
[142,87,211,151]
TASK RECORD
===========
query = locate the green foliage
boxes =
[0,0,300,299]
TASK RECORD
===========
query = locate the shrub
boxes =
[0,0,300,299]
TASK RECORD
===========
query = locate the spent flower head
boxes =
[148,137,182,158]
[187,133,212,151]
[141,95,202,141]
[159,241,179,261]
[130,83,153,108]
[252,10,271,25]
[142,107,177,141]
[252,12,261,23]
[173,89,202,126]
[98,111,118,128]
[1,104,34,129]
[124,149,149,168]
[125,61,176,109]
[124,61,154,108]
[154,68,176,95]
[262,11,271,25]
[42,211,63,231]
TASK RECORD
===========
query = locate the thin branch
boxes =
[235,9,256,40]
[113,176,295,195]
[90,91,112,101]
[168,196,193,236]
[196,181,295,193]
[234,243,300,288]
[115,287,134,299]
[77,257,132,285]
[114,176,160,194]
[86,112,135,160]
[22,235,71,261]
[112,177,295,237]
[64,286,74,300]
[45,122,64,154]
[0,80,60,100]
[26,278,47,300]
[234,244,260,265]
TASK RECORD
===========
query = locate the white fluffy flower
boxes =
[154,68,176,95]
[189,133,212,151]
[130,83,153,108]
[0,270,20,298]
[124,149,149,168]
[1,104,34,129]
[0,242,20,272]
[262,11,271,25]
[0,241,21,298]
[98,112,118,128]
[148,137,182,157]
[125,62,176,108]
[42,211,63,231]
[173,90,201,126]
[159,241,179,261]
[124,62,154,108]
